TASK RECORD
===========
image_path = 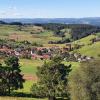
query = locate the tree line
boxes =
[35,23,100,40]
[1,21,100,41]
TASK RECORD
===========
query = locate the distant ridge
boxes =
[0,17,100,26]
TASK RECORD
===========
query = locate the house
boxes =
[65,43,72,51]
[43,54,50,59]
[31,53,37,59]
[91,38,100,43]
[0,48,15,56]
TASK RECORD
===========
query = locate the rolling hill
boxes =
[0,17,100,26]
[72,34,100,58]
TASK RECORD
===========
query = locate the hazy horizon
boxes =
[0,16,100,19]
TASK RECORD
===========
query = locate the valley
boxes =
[0,23,100,100]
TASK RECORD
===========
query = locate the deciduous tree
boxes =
[69,60,100,100]
[31,56,72,100]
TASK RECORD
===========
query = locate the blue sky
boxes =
[0,0,100,18]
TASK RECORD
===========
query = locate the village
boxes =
[0,40,72,59]
[0,35,99,62]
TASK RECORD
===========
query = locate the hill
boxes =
[0,24,100,100]
[1,17,100,26]
[72,34,100,58]
[0,24,61,44]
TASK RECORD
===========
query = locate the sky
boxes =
[0,0,100,18]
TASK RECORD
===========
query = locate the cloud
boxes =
[8,6,17,10]
[0,6,22,18]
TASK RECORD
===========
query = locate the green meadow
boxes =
[72,34,100,58]
[0,25,61,44]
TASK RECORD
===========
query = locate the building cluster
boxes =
[74,53,93,62]
[0,43,73,60]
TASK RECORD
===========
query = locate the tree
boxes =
[4,56,25,94]
[61,32,65,41]
[31,56,72,100]
[69,60,100,100]
[0,64,7,94]
[37,50,42,55]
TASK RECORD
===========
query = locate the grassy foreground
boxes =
[0,97,47,100]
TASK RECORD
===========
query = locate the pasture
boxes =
[0,25,61,44]
[72,34,100,58]
[18,59,44,93]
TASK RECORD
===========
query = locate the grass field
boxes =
[0,97,47,100]
[73,34,96,45]
[16,81,34,93]
[72,34,100,58]
[20,59,43,75]
[18,59,44,93]
[78,42,100,58]
[0,25,61,44]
